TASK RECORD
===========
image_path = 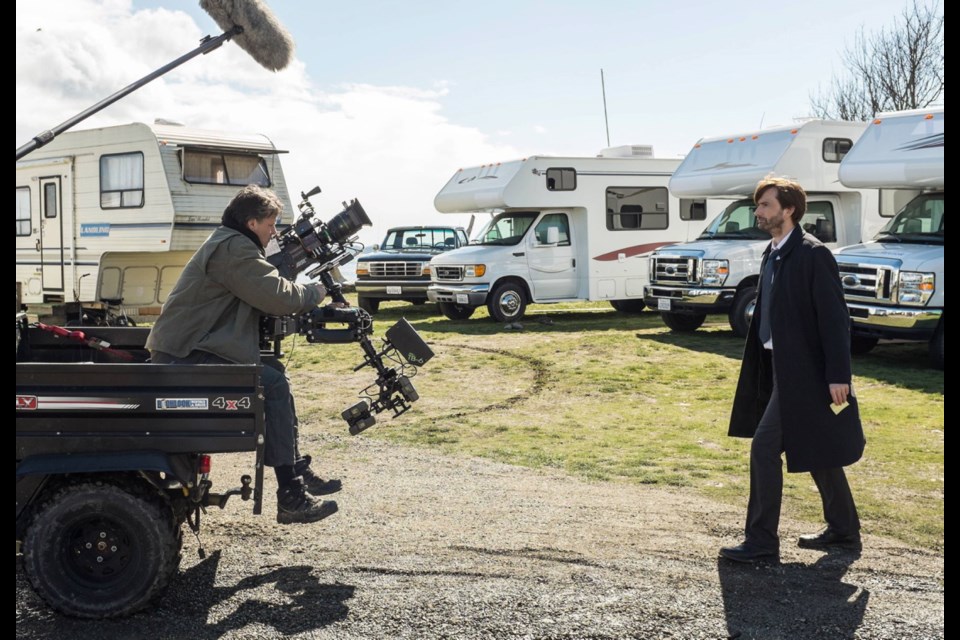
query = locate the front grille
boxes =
[837,263,894,302]
[365,261,425,278]
[434,266,464,281]
[651,256,697,284]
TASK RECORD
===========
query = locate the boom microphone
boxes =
[200,0,294,72]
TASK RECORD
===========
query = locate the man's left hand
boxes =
[829,383,849,406]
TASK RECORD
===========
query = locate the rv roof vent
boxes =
[154,118,185,126]
[597,144,654,158]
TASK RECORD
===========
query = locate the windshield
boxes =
[698,199,768,240]
[381,228,460,252]
[472,211,538,246]
[874,193,944,244]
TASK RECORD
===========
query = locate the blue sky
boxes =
[16,0,937,244]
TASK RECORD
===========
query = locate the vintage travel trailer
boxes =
[644,119,885,336]
[834,107,944,368]
[15,121,293,309]
[427,146,714,322]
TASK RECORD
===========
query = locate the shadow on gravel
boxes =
[16,551,355,640]
[718,550,868,640]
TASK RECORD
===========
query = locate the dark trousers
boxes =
[150,350,297,468]
[746,361,860,551]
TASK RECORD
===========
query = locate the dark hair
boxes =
[221,185,284,228]
[753,176,806,223]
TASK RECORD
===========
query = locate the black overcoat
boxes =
[728,227,865,473]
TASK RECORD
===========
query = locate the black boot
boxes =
[295,455,343,496]
[276,477,338,524]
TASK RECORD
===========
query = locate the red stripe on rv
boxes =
[592,241,676,261]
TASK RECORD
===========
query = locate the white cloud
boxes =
[16,0,518,245]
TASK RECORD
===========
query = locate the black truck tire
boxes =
[660,311,706,332]
[930,320,943,369]
[357,297,380,314]
[23,481,181,619]
[439,302,476,320]
[728,285,757,338]
[487,282,527,323]
[850,335,879,355]
[610,299,646,313]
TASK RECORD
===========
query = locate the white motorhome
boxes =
[644,120,885,336]
[834,107,944,368]
[15,121,293,310]
[426,146,712,322]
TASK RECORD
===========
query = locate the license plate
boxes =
[657,297,671,311]
[386,286,402,295]
[456,294,469,305]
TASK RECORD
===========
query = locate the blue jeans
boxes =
[150,350,297,468]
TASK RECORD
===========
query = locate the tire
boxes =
[850,335,879,355]
[357,297,380,314]
[728,285,757,339]
[660,311,706,332]
[610,299,646,313]
[439,302,476,320]
[22,481,180,619]
[929,320,943,369]
[487,282,527,323]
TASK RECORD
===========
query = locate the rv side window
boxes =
[606,186,669,231]
[546,168,576,191]
[100,152,145,209]
[182,149,271,187]
[799,201,837,243]
[680,198,707,221]
[16,187,31,236]
[822,138,854,163]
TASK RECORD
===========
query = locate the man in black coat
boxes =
[720,177,866,564]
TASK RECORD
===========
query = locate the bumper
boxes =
[427,283,490,306]
[355,279,430,300]
[643,285,737,314]
[848,303,942,339]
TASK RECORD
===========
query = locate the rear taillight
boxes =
[198,455,212,475]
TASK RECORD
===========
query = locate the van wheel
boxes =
[439,302,476,320]
[22,481,180,619]
[850,335,879,355]
[487,282,527,323]
[357,297,380,314]
[929,320,943,369]
[660,312,706,332]
[610,299,646,313]
[728,285,757,338]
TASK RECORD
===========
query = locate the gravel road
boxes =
[16,433,944,640]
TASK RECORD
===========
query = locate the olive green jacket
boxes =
[146,227,321,363]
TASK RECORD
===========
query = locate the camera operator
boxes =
[146,185,341,525]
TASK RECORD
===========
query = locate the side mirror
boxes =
[371,243,380,251]
[545,226,560,245]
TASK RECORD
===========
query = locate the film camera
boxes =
[263,187,434,434]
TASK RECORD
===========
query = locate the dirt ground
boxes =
[15,432,944,640]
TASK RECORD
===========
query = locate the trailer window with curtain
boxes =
[100,152,144,209]
[17,187,31,236]
[182,149,270,187]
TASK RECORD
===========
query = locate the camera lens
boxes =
[327,200,372,244]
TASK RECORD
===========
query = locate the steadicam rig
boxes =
[261,186,434,434]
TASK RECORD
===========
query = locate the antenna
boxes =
[601,69,611,147]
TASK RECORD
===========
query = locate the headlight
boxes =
[355,263,369,277]
[898,271,935,305]
[421,264,431,276]
[701,259,729,286]
[463,264,486,278]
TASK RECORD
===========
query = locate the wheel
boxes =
[728,285,757,338]
[439,302,476,320]
[610,299,646,313]
[22,481,180,619]
[357,297,380,314]
[487,282,527,323]
[850,335,879,355]
[660,311,706,332]
[929,320,943,369]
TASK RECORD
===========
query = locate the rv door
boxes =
[39,176,65,295]
[527,212,577,299]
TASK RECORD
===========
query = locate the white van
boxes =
[427,146,712,322]
[15,121,293,310]
[644,120,885,336]
[834,107,944,368]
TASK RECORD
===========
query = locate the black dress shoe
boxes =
[719,543,779,564]
[797,528,862,550]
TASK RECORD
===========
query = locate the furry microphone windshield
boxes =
[200,0,295,71]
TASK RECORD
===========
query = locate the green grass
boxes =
[284,298,943,551]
